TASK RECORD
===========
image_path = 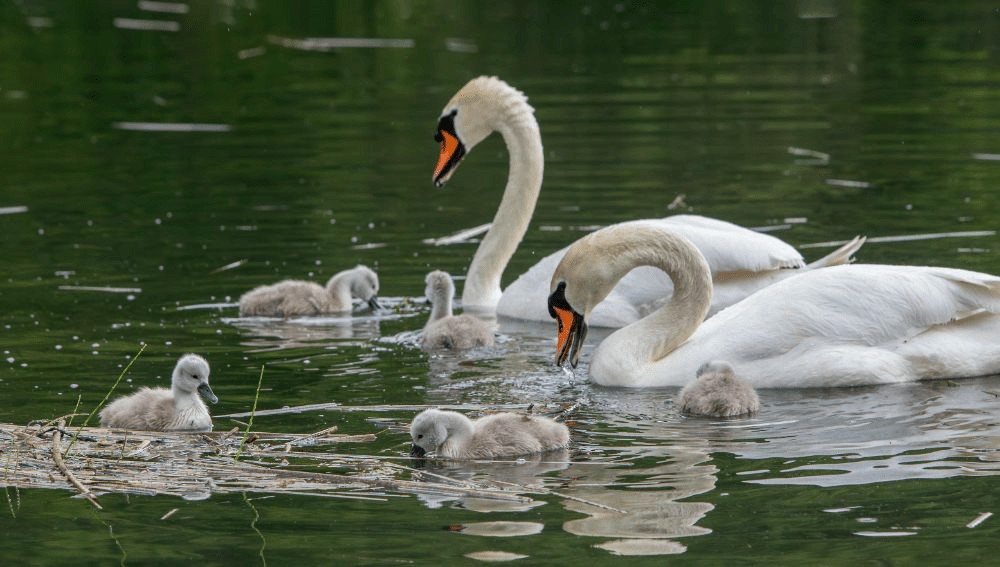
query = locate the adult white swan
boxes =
[547,222,1000,387]
[432,76,863,327]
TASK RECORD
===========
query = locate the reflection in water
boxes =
[413,450,570,512]
[228,316,383,351]
[222,297,422,352]
[560,425,716,555]
[454,521,544,537]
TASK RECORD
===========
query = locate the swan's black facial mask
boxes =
[548,281,587,368]
[433,109,466,187]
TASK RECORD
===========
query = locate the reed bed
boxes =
[0,418,536,507]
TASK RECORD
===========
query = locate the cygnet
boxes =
[409,408,570,459]
[239,264,380,317]
[100,353,218,432]
[677,360,760,417]
[422,270,495,350]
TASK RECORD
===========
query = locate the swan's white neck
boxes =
[582,227,714,386]
[462,105,543,311]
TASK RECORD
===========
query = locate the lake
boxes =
[3,0,1000,564]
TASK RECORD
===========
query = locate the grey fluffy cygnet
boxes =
[421,270,495,350]
[409,408,570,459]
[239,264,380,317]
[99,354,218,432]
[677,361,760,417]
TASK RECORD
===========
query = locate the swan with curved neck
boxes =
[432,76,864,327]
[548,222,1000,387]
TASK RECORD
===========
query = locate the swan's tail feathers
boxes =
[805,235,866,269]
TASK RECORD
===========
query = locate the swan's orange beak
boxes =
[432,108,467,188]
[433,130,466,187]
[548,282,587,368]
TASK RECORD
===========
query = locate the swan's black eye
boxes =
[434,131,443,143]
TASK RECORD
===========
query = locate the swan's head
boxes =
[547,227,640,367]
[171,353,217,404]
[424,270,455,304]
[432,76,530,187]
[409,408,451,457]
[334,265,381,310]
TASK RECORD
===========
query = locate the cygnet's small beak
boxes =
[198,383,219,404]
[367,296,381,310]
[409,444,427,457]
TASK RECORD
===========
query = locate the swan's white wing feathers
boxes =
[657,215,805,272]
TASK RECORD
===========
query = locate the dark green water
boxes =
[3,0,1000,564]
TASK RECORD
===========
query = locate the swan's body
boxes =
[100,354,218,431]
[549,222,1000,388]
[678,361,760,417]
[239,265,380,317]
[409,408,570,459]
[422,270,495,350]
[432,76,864,328]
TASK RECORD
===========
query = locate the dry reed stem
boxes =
[50,420,102,509]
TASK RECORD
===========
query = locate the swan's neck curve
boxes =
[583,227,714,386]
[462,106,543,311]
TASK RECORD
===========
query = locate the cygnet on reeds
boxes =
[422,270,495,350]
[99,353,218,432]
[239,264,380,317]
[677,361,760,417]
[409,408,570,459]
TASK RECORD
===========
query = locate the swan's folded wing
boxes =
[656,215,806,272]
[700,264,1000,351]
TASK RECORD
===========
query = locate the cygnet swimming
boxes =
[99,353,218,432]
[409,408,570,459]
[239,264,380,317]
[421,270,495,350]
[677,361,760,417]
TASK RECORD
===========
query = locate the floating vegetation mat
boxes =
[0,419,536,508]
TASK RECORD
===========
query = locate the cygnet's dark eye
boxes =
[191,374,199,380]
[417,434,423,439]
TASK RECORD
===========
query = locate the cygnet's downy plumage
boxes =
[422,270,495,350]
[99,354,219,432]
[239,264,380,317]
[409,408,570,459]
[677,361,760,417]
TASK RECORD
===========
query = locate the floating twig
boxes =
[51,420,102,509]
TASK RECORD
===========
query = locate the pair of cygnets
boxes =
[408,361,757,460]
[100,354,217,432]
[237,264,493,351]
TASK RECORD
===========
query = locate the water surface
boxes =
[3,1,1000,564]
